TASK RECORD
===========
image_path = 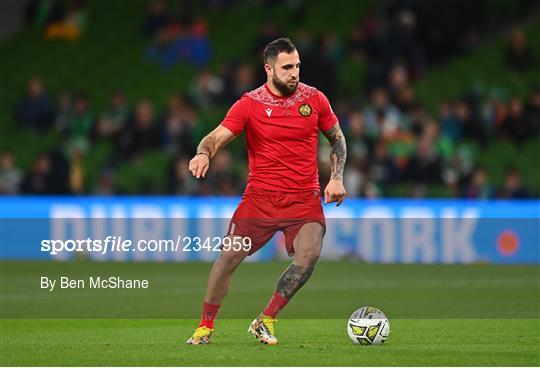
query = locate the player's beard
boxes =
[272,75,298,96]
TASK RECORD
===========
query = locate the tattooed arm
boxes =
[322,122,347,205]
[189,125,236,178]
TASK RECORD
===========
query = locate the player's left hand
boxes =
[324,179,346,206]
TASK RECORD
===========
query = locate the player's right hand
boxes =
[189,153,210,179]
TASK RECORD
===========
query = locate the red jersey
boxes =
[220,82,338,192]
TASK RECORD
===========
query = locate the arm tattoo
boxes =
[276,263,315,299]
[323,124,347,182]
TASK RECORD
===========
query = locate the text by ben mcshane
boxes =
[40,276,149,291]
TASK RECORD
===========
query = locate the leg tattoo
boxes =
[276,263,315,299]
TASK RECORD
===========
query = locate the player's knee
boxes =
[219,244,247,266]
[220,249,242,263]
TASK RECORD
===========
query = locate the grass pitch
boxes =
[1,261,539,366]
[2,319,539,366]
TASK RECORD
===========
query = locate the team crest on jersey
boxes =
[298,103,312,117]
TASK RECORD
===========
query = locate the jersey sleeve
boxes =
[220,96,250,135]
[317,90,338,132]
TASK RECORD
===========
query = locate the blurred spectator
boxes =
[300,35,338,99]
[345,163,382,198]
[343,163,362,197]
[24,0,64,29]
[481,94,507,134]
[407,133,442,184]
[117,100,161,160]
[69,149,85,194]
[21,153,52,194]
[157,93,195,157]
[190,69,225,108]
[454,100,486,144]
[424,120,453,160]
[68,93,93,136]
[499,166,530,199]
[162,104,196,157]
[505,28,535,73]
[44,0,87,42]
[66,93,93,153]
[227,63,257,102]
[321,33,344,65]
[146,15,211,69]
[0,151,23,195]
[48,148,71,194]
[166,93,189,115]
[54,90,73,132]
[370,138,397,185]
[410,183,428,198]
[143,0,169,38]
[169,156,198,194]
[344,111,370,197]
[346,111,369,166]
[499,98,528,144]
[394,86,416,115]
[525,87,540,136]
[448,143,475,189]
[387,63,410,101]
[439,101,461,141]
[388,9,426,79]
[365,7,426,91]
[95,91,130,139]
[461,166,495,199]
[200,150,241,195]
[93,169,115,195]
[406,103,428,137]
[387,63,416,115]
[346,25,367,60]
[363,88,403,141]
[14,77,55,130]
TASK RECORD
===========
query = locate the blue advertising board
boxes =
[1,197,539,263]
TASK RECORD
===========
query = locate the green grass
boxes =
[1,261,539,365]
[2,261,539,318]
[1,319,538,366]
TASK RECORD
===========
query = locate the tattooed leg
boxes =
[277,222,324,298]
[261,223,324,318]
[276,264,315,299]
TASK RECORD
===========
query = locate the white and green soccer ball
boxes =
[347,306,390,345]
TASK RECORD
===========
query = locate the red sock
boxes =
[262,291,289,318]
[198,301,220,329]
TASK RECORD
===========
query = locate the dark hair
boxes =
[263,38,296,64]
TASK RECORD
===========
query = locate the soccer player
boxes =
[186,38,346,345]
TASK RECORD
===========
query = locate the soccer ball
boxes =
[347,306,390,345]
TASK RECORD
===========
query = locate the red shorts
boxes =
[226,186,326,256]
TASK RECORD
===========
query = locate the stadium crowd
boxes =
[1,0,538,198]
[3,73,538,198]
